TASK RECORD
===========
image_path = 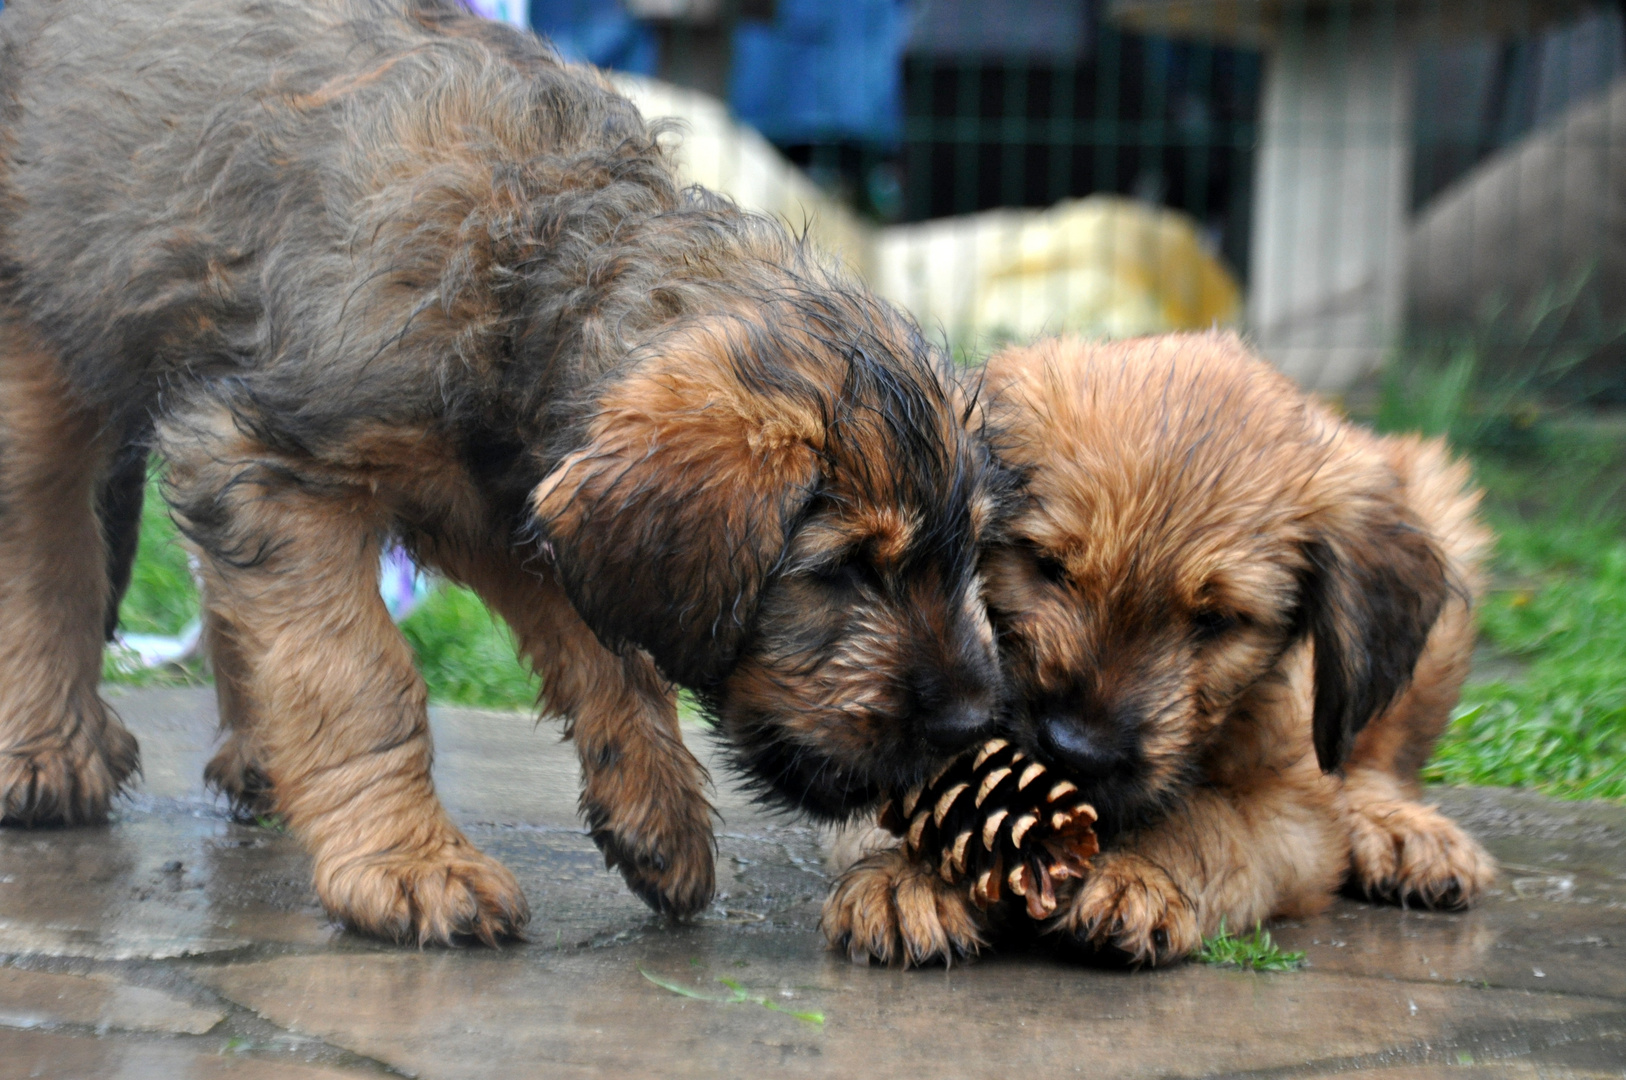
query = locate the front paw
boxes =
[821,847,987,967]
[585,793,716,918]
[1347,798,1496,909]
[1050,853,1200,965]
[316,833,530,946]
[0,699,140,826]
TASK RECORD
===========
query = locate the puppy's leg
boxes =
[1056,655,1346,965]
[200,600,274,821]
[1342,608,1496,908]
[167,424,525,945]
[821,841,989,967]
[0,325,139,824]
[1342,765,1495,909]
[1345,436,1495,907]
[437,548,716,917]
[1055,778,1347,965]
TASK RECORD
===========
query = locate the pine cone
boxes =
[877,739,1099,920]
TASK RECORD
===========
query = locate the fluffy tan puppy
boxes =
[824,332,1497,966]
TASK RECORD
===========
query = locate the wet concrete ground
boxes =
[0,688,1623,1079]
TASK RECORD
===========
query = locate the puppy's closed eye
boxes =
[1190,609,1241,642]
[1032,552,1071,586]
[814,557,885,594]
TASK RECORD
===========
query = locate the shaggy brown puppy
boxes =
[0,0,1003,945]
[824,333,1496,966]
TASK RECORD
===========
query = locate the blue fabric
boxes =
[529,0,658,76]
[729,0,909,146]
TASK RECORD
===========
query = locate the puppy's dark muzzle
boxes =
[1037,715,1131,780]
[921,697,996,752]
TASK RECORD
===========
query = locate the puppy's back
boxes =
[0,0,663,407]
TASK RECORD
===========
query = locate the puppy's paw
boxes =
[0,701,140,826]
[1347,797,1496,909]
[821,847,987,967]
[1051,853,1200,965]
[585,787,716,918]
[204,736,276,822]
[317,833,530,946]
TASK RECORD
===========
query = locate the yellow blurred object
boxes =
[874,196,1240,349]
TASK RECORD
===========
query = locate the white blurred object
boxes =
[609,73,874,278]
[1247,18,1411,393]
[113,619,203,671]
[623,0,721,18]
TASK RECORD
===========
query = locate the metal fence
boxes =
[532,0,1626,400]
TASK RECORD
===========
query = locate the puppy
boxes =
[824,332,1496,966]
[0,0,1002,945]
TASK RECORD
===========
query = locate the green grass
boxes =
[638,966,826,1025]
[1194,920,1306,972]
[106,473,538,709]
[1369,347,1626,802]
[397,586,538,709]
[119,473,201,637]
[1423,496,1626,800]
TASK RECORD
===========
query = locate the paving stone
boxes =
[0,966,223,1035]
[0,817,332,960]
[1280,1027,1626,1078]
[0,1027,377,1080]
[1312,1063,1624,1080]
[5,688,1626,1078]
[1271,788,1626,1001]
[194,943,1625,1080]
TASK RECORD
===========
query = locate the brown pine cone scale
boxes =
[877,739,1099,919]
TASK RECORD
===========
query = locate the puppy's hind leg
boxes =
[167,415,526,945]
[200,600,275,822]
[0,323,139,825]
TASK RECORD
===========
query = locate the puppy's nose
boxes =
[1039,717,1127,778]
[921,698,995,752]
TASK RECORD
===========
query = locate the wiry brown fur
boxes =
[0,0,1002,945]
[0,319,140,825]
[824,333,1496,967]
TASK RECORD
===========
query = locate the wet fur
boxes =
[0,0,1001,945]
[824,333,1497,966]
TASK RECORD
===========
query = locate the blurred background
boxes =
[111,0,1626,803]
[504,0,1626,403]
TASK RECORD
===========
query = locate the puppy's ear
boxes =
[532,358,820,687]
[1298,502,1448,772]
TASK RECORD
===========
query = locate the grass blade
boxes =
[641,968,826,1025]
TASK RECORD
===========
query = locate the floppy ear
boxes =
[532,360,821,688]
[1298,503,1448,772]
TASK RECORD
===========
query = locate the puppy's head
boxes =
[533,293,1006,819]
[981,334,1447,836]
